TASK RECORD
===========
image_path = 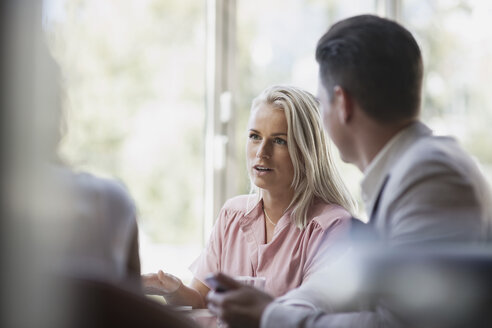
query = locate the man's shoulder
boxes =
[376,134,487,245]
[76,172,134,208]
[57,169,136,220]
[393,134,472,177]
[405,134,457,161]
[381,134,483,204]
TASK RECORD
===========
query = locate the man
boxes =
[206,14,492,328]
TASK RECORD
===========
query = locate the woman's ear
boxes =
[333,86,353,124]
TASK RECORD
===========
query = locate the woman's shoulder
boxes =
[214,194,260,229]
[307,200,352,231]
[221,194,259,214]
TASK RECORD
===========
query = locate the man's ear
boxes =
[333,86,353,123]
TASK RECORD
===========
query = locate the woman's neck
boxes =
[261,189,294,223]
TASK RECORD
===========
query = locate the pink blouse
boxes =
[189,195,351,297]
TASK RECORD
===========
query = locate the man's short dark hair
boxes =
[316,15,423,123]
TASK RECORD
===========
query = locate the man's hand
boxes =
[141,270,182,296]
[206,273,274,328]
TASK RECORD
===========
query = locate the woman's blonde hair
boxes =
[249,85,356,228]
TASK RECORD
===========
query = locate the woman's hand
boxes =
[142,270,182,296]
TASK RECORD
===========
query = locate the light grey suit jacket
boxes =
[369,122,488,246]
[261,122,492,328]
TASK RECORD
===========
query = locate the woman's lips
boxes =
[253,165,273,175]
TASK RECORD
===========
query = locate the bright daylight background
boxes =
[43,0,492,284]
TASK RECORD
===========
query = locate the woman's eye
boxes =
[249,133,260,140]
[274,138,287,145]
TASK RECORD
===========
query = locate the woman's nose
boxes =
[256,141,271,159]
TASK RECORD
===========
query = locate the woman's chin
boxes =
[252,179,270,190]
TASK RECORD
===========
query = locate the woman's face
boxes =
[246,103,295,193]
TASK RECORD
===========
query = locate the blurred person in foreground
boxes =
[41,51,141,289]
[1,3,194,326]
[4,27,144,289]
[206,15,492,328]
[43,29,201,328]
[35,32,201,328]
[54,167,141,286]
[142,85,356,308]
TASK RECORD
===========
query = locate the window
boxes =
[45,0,206,281]
[401,0,492,185]
[45,0,492,282]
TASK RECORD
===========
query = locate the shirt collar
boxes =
[242,195,292,232]
[361,121,432,214]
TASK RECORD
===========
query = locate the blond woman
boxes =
[143,85,356,308]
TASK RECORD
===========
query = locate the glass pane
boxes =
[45,0,206,282]
[402,0,492,184]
